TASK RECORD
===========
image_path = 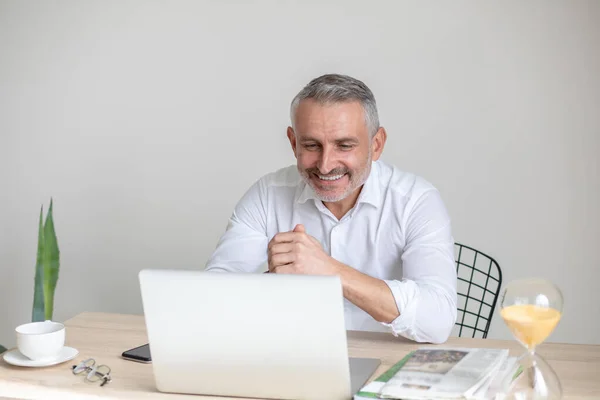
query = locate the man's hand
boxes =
[268,224,400,324]
[267,224,339,275]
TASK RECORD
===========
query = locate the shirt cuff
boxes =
[381,279,420,341]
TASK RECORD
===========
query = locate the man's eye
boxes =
[339,144,354,150]
[304,144,318,149]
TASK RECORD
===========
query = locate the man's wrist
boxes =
[328,258,345,275]
[328,258,353,293]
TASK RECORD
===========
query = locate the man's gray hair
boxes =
[290,74,380,138]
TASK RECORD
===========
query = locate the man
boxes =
[205,74,457,344]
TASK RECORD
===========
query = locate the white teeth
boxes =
[318,174,344,181]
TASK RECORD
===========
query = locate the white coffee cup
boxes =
[16,320,65,361]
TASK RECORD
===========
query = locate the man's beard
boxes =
[299,154,372,203]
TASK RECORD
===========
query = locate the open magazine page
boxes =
[378,348,508,399]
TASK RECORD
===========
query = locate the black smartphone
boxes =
[121,343,152,363]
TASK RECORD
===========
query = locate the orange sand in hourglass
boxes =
[500,304,561,348]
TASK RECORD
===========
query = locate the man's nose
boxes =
[317,146,336,174]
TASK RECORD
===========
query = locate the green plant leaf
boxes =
[32,205,46,322]
[42,198,60,321]
[0,345,6,354]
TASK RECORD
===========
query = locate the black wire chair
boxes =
[452,243,502,339]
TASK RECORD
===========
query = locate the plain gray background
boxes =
[1,0,599,348]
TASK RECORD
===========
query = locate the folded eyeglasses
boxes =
[72,358,112,386]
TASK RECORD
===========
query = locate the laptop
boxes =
[138,269,380,400]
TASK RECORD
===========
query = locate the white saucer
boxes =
[2,346,79,367]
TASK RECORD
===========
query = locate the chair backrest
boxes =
[451,243,502,339]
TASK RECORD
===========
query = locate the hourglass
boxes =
[497,278,564,399]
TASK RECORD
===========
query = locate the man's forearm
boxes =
[332,260,400,323]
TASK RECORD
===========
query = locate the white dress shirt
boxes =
[205,160,457,344]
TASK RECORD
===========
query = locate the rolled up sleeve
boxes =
[381,189,457,344]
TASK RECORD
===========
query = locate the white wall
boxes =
[1,0,599,348]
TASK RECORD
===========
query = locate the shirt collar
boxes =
[296,161,382,208]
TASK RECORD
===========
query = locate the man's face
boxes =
[287,99,385,203]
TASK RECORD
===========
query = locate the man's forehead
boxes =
[297,134,360,143]
[294,100,368,140]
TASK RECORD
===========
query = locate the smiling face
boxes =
[287,99,386,205]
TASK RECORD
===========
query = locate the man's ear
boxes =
[371,127,387,161]
[287,126,298,158]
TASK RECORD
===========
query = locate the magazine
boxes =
[355,347,518,400]
[469,356,518,400]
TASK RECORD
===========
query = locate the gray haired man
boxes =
[205,74,457,344]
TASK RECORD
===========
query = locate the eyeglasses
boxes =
[72,358,112,386]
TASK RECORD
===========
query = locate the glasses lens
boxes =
[73,358,95,374]
[87,365,111,382]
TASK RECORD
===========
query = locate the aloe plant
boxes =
[32,199,60,322]
[0,200,60,354]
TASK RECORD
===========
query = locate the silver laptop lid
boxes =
[139,269,352,400]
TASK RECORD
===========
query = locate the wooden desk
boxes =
[0,312,599,399]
